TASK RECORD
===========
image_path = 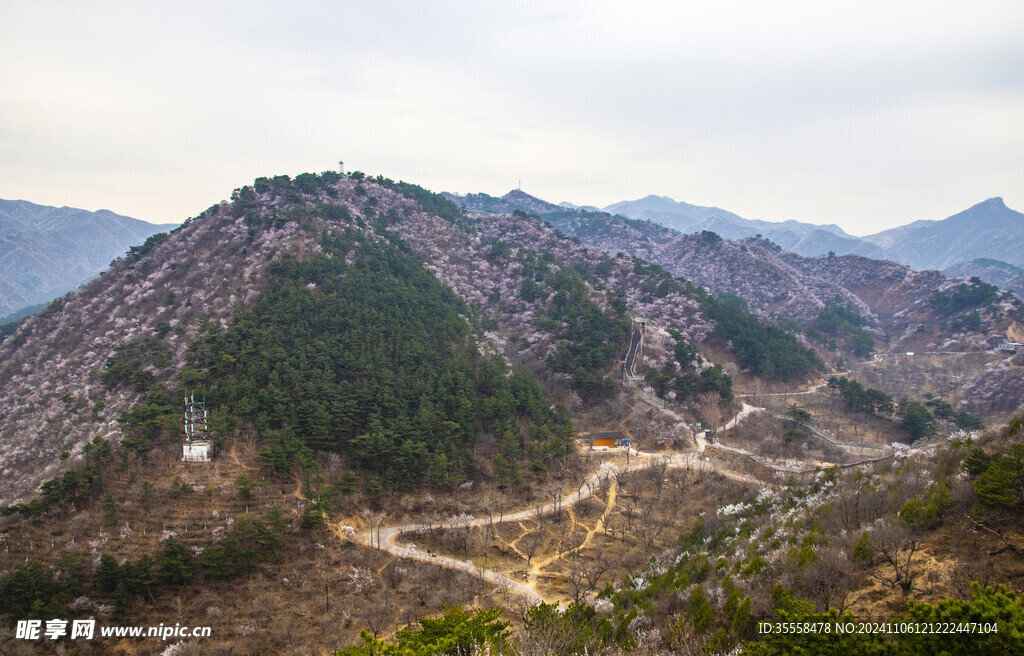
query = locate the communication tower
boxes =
[182,392,212,462]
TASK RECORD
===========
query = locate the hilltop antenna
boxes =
[338,159,345,175]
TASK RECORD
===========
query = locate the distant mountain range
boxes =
[0,199,178,318]
[601,195,888,260]
[565,194,1024,294]
[943,258,1024,299]
[596,195,1023,269]
[862,197,1024,270]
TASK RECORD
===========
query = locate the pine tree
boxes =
[852,531,874,567]
[101,491,117,525]
[96,554,121,595]
[157,538,192,585]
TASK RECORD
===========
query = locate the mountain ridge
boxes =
[451,187,1023,349]
[862,197,1024,270]
[599,194,887,259]
[583,193,1024,277]
[0,198,178,317]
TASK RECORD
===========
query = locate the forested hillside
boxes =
[183,232,573,488]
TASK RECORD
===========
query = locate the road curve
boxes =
[353,447,761,607]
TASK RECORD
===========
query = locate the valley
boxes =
[1,170,1022,655]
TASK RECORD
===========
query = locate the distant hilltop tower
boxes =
[338,159,344,174]
[181,392,212,463]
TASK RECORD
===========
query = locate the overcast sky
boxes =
[2,1,1022,235]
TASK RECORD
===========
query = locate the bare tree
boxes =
[797,547,859,613]
[574,495,601,522]
[556,515,575,555]
[577,472,594,503]
[582,558,610,593]
[481,507,497,563]
[698,391,723,436]
[636,496,668,549]
[419,512,437,541]
[748,378,767,408]
[828,471,881,532]
[668,464,692,507]
[967,514,1024,560]
[871,522,920,595]
[254,592,279,623]
[620,497,639,537]
[361,509,389,549]
[363,585,393,638]
[443,513,473,558]
[519,530,542,565]
[644,458,669,502]
[563,545,594,604]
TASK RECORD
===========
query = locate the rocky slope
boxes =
[451,190,1024,419]
[0,200,313,505]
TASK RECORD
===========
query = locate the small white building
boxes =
[182,440,212,463]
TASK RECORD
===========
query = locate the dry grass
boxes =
[718,411,855,465]
[847,521,1024,621]
[0,439,503,655]
[849,352,1000,405]
[398,457,751,607]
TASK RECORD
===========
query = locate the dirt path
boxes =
[229,441,250,470]
[368,523,545,606]
[348,450,762,607]
[543,477,618,565]
[568,477,617,557]
[721,402,763,432]
[500,525,530,562]
[633,384,765,456]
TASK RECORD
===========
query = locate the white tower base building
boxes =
[182,440,212,463]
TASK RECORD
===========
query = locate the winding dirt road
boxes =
[328,386,775,608]
[347,445,761,607]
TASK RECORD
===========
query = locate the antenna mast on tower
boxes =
[183,392,207,442]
